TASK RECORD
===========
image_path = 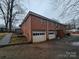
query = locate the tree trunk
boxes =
[5,23,8,31]
[9,20,12,32]
[8,0,15,32]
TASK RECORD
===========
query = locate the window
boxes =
[36,33,39,35]
[40,33,45,35]
[49,33,54,34]
[33,33,39,35]
[33,33,36,35]
[33,32,45,35]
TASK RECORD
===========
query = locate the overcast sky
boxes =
[23,0,64,22]
[0,0,75,26]
[21,0,72,23]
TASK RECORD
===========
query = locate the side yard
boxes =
[0,35,79,59]
[0,33,8,40]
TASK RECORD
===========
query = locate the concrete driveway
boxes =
[0,33,12,45]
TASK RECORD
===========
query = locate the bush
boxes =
[66,33,71,36]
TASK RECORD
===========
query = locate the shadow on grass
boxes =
[63,35,79,42]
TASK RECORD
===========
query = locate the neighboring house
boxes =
[0,25,6,32]
[0,27,6,32]
[20,11,66,43]
[66,29,79,36]
[11,26,22,33]
[14,28,22,34]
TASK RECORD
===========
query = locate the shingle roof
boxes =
[20,11,65,26]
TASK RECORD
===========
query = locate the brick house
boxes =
[20,11,66,43]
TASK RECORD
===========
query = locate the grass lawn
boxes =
[10,33,27,44]
[63,36,79,42]
[0,33,8,40]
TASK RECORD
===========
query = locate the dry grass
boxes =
[10,33,27,44]
[0,33,8,40]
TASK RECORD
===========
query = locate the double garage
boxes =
[20,11,65,43]
[32,31,57,42]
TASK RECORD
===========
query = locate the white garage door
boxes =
[48,31,56,40]
[32,31,46,42]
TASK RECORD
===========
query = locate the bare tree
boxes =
[0,0,25,32]
[58,0,79,29]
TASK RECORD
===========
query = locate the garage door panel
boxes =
[48,31,56,40]
[49,34,56,39]
[32,31,46,42]
[33,35,46,42]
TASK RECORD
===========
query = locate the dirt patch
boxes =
[0,39,79,59]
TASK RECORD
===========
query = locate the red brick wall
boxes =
[31,15,47,31]
[31,15,57,31]
[21,16,32,42]
[57,30,65,38]
[57,24,65,30]
[47,21,56,30]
